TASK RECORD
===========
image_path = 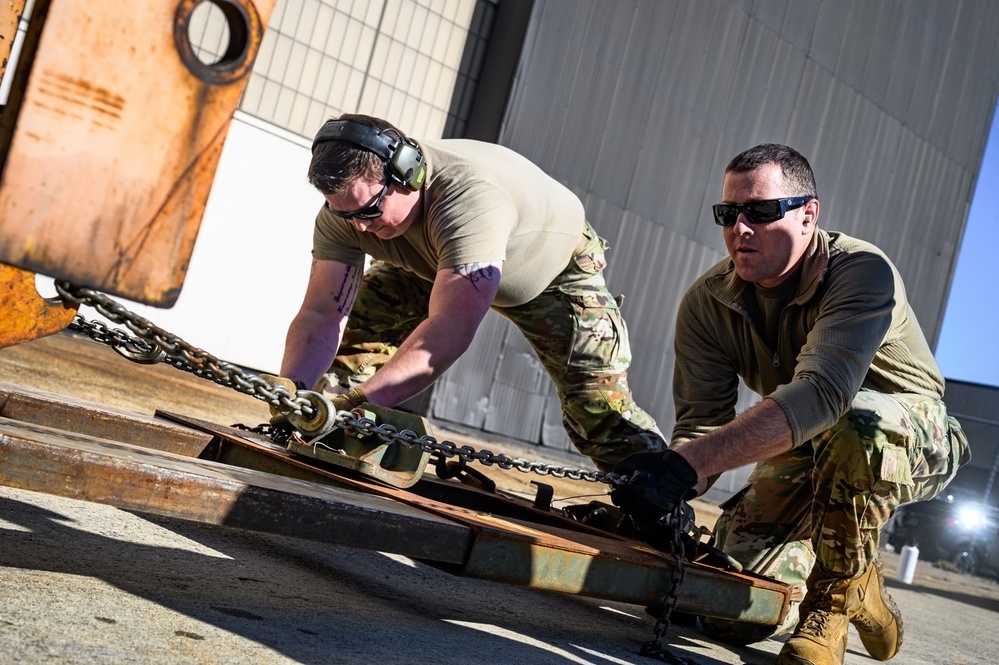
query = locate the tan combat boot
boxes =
[776,567,850,665]
[845,557,903,660]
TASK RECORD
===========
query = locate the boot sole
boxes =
[775,655,821,665]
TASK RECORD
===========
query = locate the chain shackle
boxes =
[284,390,338,438]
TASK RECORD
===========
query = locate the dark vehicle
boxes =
[885,489,999,580]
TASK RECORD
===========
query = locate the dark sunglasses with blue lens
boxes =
[326,181,390,220]
[712,196,814,227]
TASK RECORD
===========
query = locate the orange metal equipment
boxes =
[0,0,276,331]
[0,263,76,347]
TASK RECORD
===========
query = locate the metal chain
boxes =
[56,282,315,419]
[55,282,695,659]
[55,281,624,485]
[639,503,693,664]
[339,410,623,483]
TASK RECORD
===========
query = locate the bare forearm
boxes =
[280,310,341,389]
[357,316,472,406]
[279,260,358,389]
[673,398,794,479]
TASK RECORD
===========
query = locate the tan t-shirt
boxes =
[312,139,585,307]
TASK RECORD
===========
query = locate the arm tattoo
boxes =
[333,265,359,315]
[452,263,498,292]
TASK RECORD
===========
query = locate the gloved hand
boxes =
[610,449,698,524]
[329,386,368,413]
[616,500,698,555]
[258,373,304,424]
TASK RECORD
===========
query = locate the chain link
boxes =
[639,503,693,664]
[342,410,624,484]
[55,281,623,485]
[57,281,317,418]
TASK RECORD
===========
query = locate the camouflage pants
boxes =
[325,222,663,469]
[703,389,970,641]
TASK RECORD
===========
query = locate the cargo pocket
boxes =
[559,283,630,374]
[875,443,914,487]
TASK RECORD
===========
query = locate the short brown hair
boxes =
[726,143,817,198]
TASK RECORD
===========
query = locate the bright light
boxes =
[957,504,988,529]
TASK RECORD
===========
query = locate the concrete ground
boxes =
[2,332,998,664]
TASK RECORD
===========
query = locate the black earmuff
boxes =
[312,119,427,191]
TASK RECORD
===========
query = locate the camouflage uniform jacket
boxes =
[671,228,944,449]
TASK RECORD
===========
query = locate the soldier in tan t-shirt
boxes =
[269,113,664,470]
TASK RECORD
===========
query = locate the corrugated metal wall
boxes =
[430,0,999,473]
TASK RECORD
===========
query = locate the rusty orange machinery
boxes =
[0,0,276,347]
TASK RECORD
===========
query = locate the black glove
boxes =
[616,500,698,555]
[610,449,698,524]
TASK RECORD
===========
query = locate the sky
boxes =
[935,103,999,388]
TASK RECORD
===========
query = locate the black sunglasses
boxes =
[327,181,390,220]
[712,196,814,227]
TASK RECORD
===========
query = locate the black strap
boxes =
[311,120,396,158]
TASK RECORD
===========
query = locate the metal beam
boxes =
[163,412,793,626]
[0,416,472,563]
[0,382,211,456]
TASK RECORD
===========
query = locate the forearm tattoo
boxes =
[333,265,359,315]
[452,263,497,292]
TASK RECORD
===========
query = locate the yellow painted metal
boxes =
[0,262,76,348]
[285,405,434,489]
[0,0,276,306]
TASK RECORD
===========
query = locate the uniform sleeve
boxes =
[769,250,895,446]
[670,287,742,447]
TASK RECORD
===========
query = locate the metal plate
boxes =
[163,412,793,626]
[287,404,433,488]
[0,0,275,305]
[0,386,792,626]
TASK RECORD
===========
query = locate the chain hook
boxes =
[285,390,338,438]
[110,340,168,364]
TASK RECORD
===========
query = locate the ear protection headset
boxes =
[311,119,427,191]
